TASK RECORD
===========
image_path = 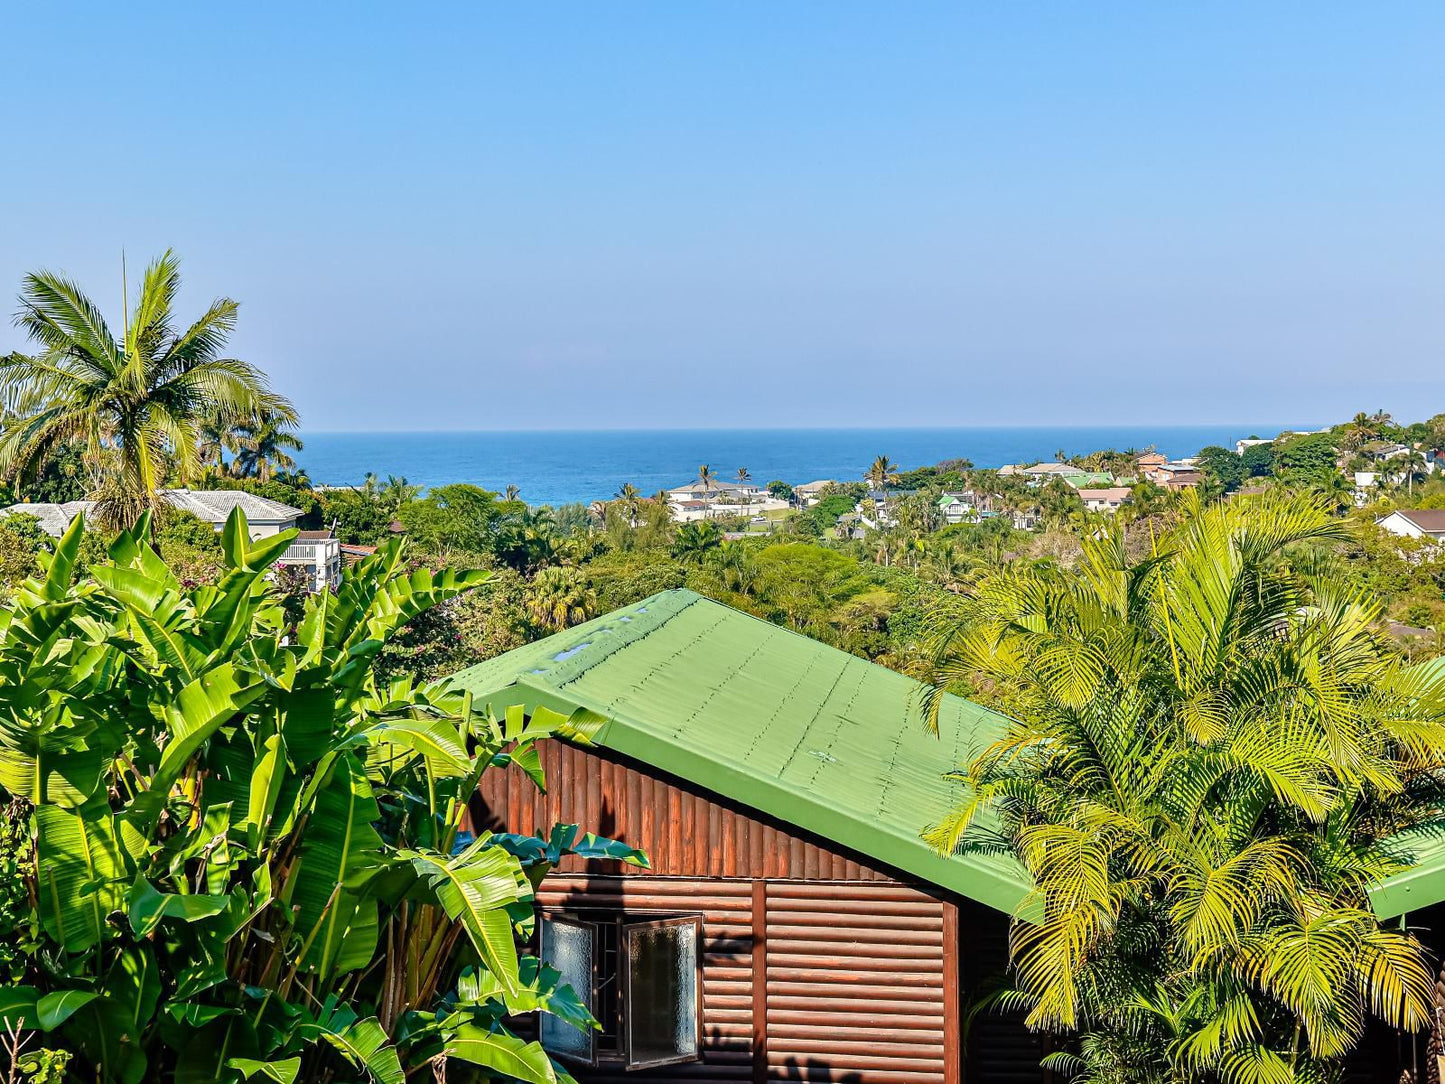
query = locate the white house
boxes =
[937,491,987,525]
[0,489,341,591]
[277,529,343,592]
[1376,509,1445,542]
[1077,487,1133,514]
[793,480,837,506]
[665,480,785,523]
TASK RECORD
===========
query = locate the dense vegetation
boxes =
[927,495,1445,1084]
[0,510,639,1083]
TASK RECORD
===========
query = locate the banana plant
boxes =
[0,508,644,1083]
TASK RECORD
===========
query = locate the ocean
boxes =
[298,425,1293,507]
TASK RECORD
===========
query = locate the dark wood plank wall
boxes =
[535,875,950,1084]
[473,741,960,1084]
[761,880,948,1082]
[472,740,896,881]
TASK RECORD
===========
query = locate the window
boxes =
[539,912,701,1070]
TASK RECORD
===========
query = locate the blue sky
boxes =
[1,3,1442,431]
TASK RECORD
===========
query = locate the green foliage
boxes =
[1195,445,1246,490]
[320,488,395,545]
[1273,431,1338,481]
[930,494,1445,1084]
[15,442,88,504]
[0,509,638,1083]
[0,250,296,529]
[1240,441,1276,478]
[671,520,723,561]
[805,493,857,532]
[0,796,38,983]
[396,484,506,553]
[0,513,48,589]
[766,479,794,500]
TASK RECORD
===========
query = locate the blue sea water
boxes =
[298,426,1295,507]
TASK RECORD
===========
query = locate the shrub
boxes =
[0,509,641,1083]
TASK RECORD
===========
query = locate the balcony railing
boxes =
[280,543,336,564]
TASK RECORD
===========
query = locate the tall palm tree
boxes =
[614,482,642,525]
[865,455,899,526]
[0,251,295,526]
[196,410,239,474]
[381,475,420,513]
[735,466,751,514]
[233,408,303,483]
[697,463,715,495]
[927,494,1445,1084]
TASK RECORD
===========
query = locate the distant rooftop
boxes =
[0,488,304,537]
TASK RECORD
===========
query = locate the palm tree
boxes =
[671,520,722,562]
[1395,446,1429,494]
[504,484,521,503]
[1344,411,1381,451]
[0,251,295,526]
[381,475,421,513]
[865,455,899,526]
[233,409,303,483]
[526,565,596,631]
[196,410,239,474]
[735,466,752,515]
[927,494,1445,1084]
[614,482,642,524]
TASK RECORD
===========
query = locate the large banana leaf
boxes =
[400,835,533,996]
[293,753,382,977]
[35,799,137,952]
[446,1025,563,1084]
[301,1013,404,1084]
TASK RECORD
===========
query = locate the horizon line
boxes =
[299,421,1316,437]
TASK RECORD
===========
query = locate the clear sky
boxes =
[1,3,1442,431]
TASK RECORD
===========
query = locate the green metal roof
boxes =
[449,589,1031,914]
[1370,659,1445,919]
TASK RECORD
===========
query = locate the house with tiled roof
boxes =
[0,489,339,591]
[1377,508,1445,542]
[1077,486,1133,513]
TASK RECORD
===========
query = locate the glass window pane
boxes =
[539,916,595,1063]
[624,919,699,1067]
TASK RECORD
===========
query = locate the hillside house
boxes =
[937,492,980,525]
[667,481,785,522]
[792,480,836,507]
[1377,509,1445,542]
[1077,486,1133,514]
[0,489,340,591]
[450,590,1438,1083]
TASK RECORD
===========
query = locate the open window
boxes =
[539,912,701,1070]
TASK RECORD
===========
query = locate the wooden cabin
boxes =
[452,588,1040,1083]
[452,588,1443,1084]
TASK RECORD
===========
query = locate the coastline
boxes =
[296,424,1300,506]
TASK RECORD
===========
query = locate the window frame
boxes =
[537,909,704,1072]
[537,914,599,1067]
[620,914,704,1071]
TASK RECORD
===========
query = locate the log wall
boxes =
[473,741,976,1083]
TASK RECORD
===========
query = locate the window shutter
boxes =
[622,916,701,1069]
[539,915,597,1065]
